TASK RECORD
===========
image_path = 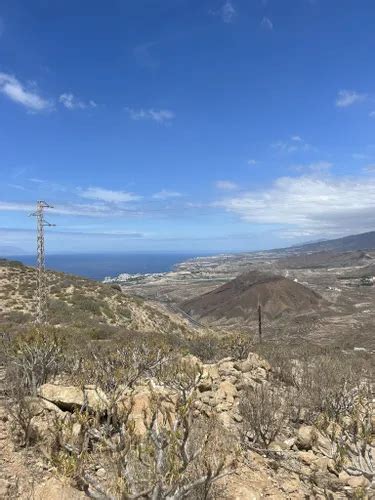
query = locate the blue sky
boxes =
[1,0,375,254]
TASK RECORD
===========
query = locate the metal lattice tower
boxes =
[30,201,55,324]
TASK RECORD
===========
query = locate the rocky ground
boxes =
[1,347,374,498]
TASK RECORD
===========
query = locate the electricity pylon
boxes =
[30,201,55,325]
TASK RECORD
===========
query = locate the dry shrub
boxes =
[3,327,63,447]
[55,357,237,499]
[6,386,35,447]
[239,384,291,448]
[5,327,62,396]
[188,332,251,363]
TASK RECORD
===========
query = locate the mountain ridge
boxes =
[285,230,375,253]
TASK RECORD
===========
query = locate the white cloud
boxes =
[248,159,257,165]
[220,1,236,23]
[216,174,375,237]
[59,93,96,110]
[152,190,182,199]
[79,187,141,203]
[335,90,366,108]
[369,111,375,118]
[126,107,175,124]
[261,16,273,30]
[291,135,302,142]
[215,180,238,191]
[0,72,52,111]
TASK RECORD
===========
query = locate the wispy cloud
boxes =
[210,1,237,23]
[152,190,182,200]
[247,159,257,165]
[0,200,142,218]
[272,136,311,153]
[0,72,52,112]
[125,107,175,124]
[220,1,237,23]
[59,93,97,110]
[369,111,375,118]
[291,135,302,142]
[215,180,238,190]
[7,183,27,191]
[291,161,333,173]
[79,187,142,203]
[0,201,35,212]
[216,174,375,237]
[27,177,67,193]
[261,16,273,30]
[335,89,366,108]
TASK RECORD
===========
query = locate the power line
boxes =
[30,201,55,325]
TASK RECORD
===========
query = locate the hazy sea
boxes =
[9,253,201,281]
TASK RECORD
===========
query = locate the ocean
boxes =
[9,253,200,281]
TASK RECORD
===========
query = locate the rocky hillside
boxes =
[0,259,192,337]
[1,338,374,498]
[291,230,375,253]
[181,270,327,324]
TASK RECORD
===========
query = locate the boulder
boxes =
[181,354,203,371]
[202,364,220,380]
[118,385,176,436]
[127,389,153,435]
[218,361,239,378]
[296,425,316,450]
[346,475,370,489]
[215,381,238,404]
[296,425,332,458]
[298,450,317,465]
[39,384,108,412]
[296,425,333,456]
[39,385,82,410]
[26,397,65,417]
[236,353,271,373]
[339,472,370,489]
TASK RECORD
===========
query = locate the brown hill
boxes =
[277,250,372,269]
[181,270,326,323]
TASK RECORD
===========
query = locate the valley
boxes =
[105,240,375,351]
